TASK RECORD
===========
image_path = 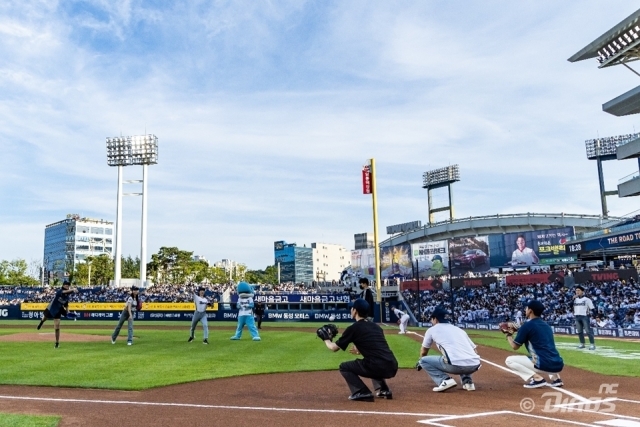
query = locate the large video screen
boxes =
[488,227,574,267]
[380,243,413,280]
[449,236,490,276]
[411,240,449,277]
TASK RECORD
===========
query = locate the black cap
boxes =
[524,299,544,316]
[198,287,206,293]
[430,306,449,323]
[131,286,139,291]
[348,298,369,314]
[62,280,71,287]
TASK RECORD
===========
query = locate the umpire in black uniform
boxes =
[253,301,265,329]
[321,298,398,401]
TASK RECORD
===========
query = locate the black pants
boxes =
[255,315,263,328]
[339,359,395,395]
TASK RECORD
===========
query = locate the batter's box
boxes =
[416,409,625,427]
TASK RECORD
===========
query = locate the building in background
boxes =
[43,214,114,284]
[354,232,374,250]
[192,255,209,264]
[312,242,349,283]
[274,241,313,285]
[213,258,240,281]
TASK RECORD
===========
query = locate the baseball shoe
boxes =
[111,339,116,344]
[549,379,564,388]
[523,378,547,388]
[576,344,586,349]
[54,342,59,349]
[127,342,132,346]
[433,378,457,392]
[348,392,374,402]
[462,383,476,391]
[203,339,209,344]
[188,336,194,343]
[375,389,393,399]
[589,345,596,350]
[230,336,240,340]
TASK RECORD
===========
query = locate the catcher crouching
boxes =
[503,299,564,388]
[318,298,398,402]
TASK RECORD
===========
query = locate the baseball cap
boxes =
[62,280,71,287]
[348,298,369,314]
[430,306,449,323]
[524,299,544,316]
[131,285,139,291]
[197,287,206,293]
[575,285,585,291]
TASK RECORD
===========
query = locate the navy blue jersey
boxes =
[513,318,564,373]
[46,289,71,317]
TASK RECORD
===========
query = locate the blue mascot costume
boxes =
[230,282,261,341]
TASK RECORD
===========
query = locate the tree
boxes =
[244,264,278,285]
[121,256,141,279]
[0,259,39,286]
[73,255,114,286]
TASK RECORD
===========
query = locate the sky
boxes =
[2,1,640,271]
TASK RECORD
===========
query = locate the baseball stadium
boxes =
[5,8,640,427]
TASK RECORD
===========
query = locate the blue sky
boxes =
[2,1,640,270]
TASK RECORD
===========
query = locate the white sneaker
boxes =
[462,383,475,391]
[111,339,115,344]
[433,378,457,392]
[127,342,132,346]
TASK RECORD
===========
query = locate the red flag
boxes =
[362,166,372,194]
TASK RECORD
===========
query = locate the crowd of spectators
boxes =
[402,278,640,328]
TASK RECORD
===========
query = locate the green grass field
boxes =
[0,321,420,390]
[0,414,60,427]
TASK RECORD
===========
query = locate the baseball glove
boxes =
[499,321,520,336]
[316,324,339,341]
[415,361,422,371]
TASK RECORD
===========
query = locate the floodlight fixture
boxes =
[105,134,158,288]
[422,164,460,189]
[585,133,640,160]
[422,164,460,224]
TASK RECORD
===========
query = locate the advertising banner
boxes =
[451,276,497,288]
[572,269,638,284]
[622,329,640,338]
[505,271,565,286]
[362,165,372,194]
[594,328,619,337]
[449,236,490,276]
[248,294,350,304]
[489,227,574,267]
[380,243,413,280]
[565,230,640,254]
[411,240,449,277]
[20,302,219,311]
[351,248,376,281]
[400,278,444,291]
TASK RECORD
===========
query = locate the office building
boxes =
[354,232,374,250]
[312,242,349,283]
[274,241,313,285]
[43,214,114,283]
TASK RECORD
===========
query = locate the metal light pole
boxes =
[106,135,158,288]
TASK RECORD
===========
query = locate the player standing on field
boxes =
[573,285,596,350]
[111,286,140,346]
[189,287,211,344]
[36,280,78,348]
[392,306,410,334]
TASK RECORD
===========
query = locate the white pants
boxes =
[505,355,561,382]
[399,315,410,333]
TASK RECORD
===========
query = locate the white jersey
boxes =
[393,308,409,320]
[511,247,538,265]
[422,323,480,367]
[193,294,209,313]
[574,296,594,316]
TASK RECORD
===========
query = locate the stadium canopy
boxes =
[568,8,640,67]
[380,212,613,248]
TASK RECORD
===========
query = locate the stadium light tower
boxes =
[106,135,158,287]
[585,133,639,218]
[422,165,460,225]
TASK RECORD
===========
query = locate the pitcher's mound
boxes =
[0,333,110,342]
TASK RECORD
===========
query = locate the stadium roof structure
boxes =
[380,212,615,247]
[568,8,640,67]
